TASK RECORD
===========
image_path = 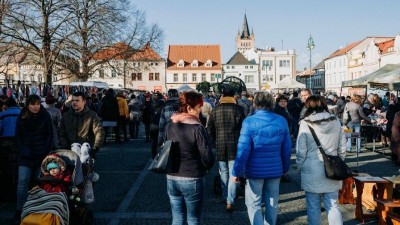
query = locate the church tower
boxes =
[236,13,255,54]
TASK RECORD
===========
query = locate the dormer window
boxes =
[178,59,185,67]
[191,60,198,67]
[205,59,212,67]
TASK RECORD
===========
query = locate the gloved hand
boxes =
[89,147,99,158]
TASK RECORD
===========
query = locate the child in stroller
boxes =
[20,146,98,225]
[37,154,73,193]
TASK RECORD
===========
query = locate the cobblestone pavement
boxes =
[0,124,398,225]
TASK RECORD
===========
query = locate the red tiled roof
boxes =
[376,39,395,54]
[92,42,161,61]
[326,41,362,59]
[129,43,162,61]
[167,45,221,70]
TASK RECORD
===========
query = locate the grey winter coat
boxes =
[296,111,347,193]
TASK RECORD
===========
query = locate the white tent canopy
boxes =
[177,84,196,92]
[342,64,400,87]
[271,76,306,89]
[69,81,109,88]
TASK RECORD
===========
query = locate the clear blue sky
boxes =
[134,0,400,71]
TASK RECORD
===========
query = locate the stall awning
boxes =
[342,64,400,87]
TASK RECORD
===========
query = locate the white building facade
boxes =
[89,43,166,92]
[223,51,259,91]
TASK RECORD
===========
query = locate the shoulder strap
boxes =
[307,125,327,156]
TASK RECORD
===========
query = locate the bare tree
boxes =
[0,0,73,84]
[63,0,164,81]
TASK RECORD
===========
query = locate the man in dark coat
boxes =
[98,88,119,144]
[207,84,245,212]
[288,91,302,139]
[158,89,180,146]
[149,92,165,158]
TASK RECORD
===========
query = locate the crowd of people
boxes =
[1,84,400,225]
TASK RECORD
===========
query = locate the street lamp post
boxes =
[307,35,315,91]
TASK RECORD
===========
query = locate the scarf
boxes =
[171,113,201,125]
[219,97,236,104]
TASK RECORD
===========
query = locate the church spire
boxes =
[241,13,251,39]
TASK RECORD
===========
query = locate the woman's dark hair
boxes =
[179,91,203,113]
[276,94,288,103]
[253,91,274,110]
[304,95,329,118]
[22,95,42,119]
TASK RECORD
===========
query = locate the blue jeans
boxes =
[347,123,361,152]
[167,176,204,225]
[305,191,343,225]
[218,160,237,204]
[16,166,41,210]
[245,177,280,225]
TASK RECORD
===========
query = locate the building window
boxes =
[232,66,235,69]
[227,66,230,69]
[137,73,142,81]
[149,73,154,81]
[279,60,290,68]
[99,69,104,78]
[173,74,178,82]
[201,73,206,82]
[192,73,197,82]
[250,66,253,69]
[111,69,116,78]
[155,62,158,66]
[279,74,289,80]
[183,73,187,82]
[131,73,137,81]
[245,75,254,83]
[178,60,185,67]
[211,74,215,82]
[262,60,273,68]
[155,73,160,81]
[245,66,248,69]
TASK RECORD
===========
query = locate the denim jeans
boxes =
[218,160,237,204]
[16,166,41,210]
[245,177,280,225]
[347,123,361,151]
[305,191,343,225]
[167,176,204,225]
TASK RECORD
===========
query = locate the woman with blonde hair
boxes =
[343,94,372,152]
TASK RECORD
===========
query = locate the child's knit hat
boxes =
[47,162,60,171]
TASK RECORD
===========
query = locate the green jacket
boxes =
[59,106,104,149]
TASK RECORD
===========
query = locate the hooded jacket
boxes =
[296,111,347,193]
[59,106,104,149]
[164,113,215,178]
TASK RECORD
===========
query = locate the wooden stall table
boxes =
[353,176,392,225]
[374,176,400,224]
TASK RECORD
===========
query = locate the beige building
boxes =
[166,45,222,90]
[89,42,165,92]
[236,14,255,55]
[0,44,75,86]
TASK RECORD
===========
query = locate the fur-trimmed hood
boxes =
[41,154,67,175]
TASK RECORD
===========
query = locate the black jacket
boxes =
[165,114,215,178]
[16,106,53,167]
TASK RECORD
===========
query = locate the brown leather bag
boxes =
[339,177,356,204]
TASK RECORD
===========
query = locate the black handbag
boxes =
[148,140,175,174]
[308,125,353,180]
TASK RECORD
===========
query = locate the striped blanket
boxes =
[21,188,69,225]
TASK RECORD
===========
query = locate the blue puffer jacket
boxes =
[0,107,21,137]
[232,109,291,179]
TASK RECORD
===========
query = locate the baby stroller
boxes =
[20,147,98,225]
